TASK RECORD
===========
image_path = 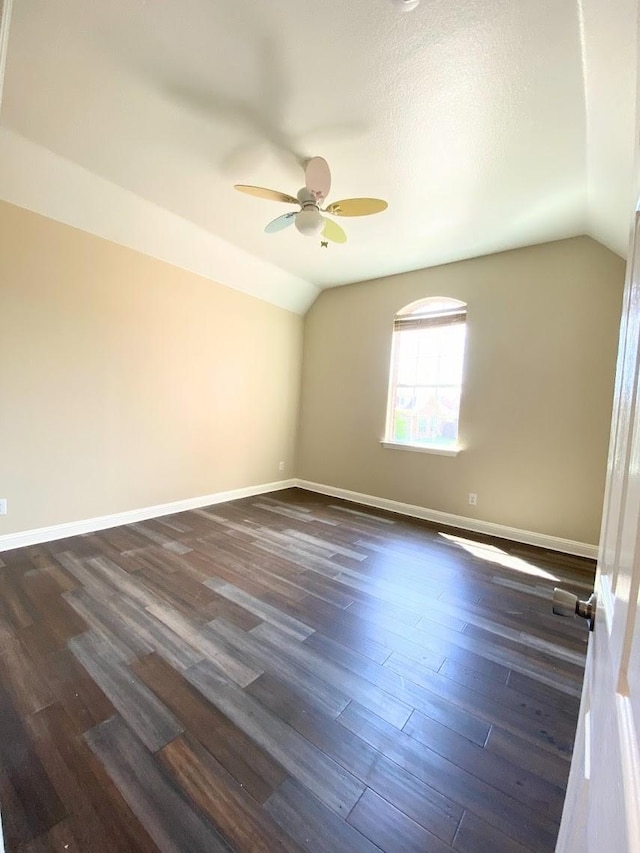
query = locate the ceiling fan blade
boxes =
[322,217,347,244]
[305,156,331,201]
[265,212,297,233]
[234,185,298,204]
[324,198,388,217]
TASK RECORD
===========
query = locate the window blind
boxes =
[394,309,466,332]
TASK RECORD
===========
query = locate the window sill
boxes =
[380,441,461,457]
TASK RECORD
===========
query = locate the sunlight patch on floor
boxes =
[439,533,560,581]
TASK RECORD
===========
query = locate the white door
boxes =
[0,0,14,112]
[556,211,640,851]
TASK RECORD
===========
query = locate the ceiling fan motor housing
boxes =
[296,187,318,206]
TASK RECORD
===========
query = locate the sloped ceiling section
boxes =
[0,128,320,314]
[580,0,638,257]
[0,0,637,314]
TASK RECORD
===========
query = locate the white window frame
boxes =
[382,297,467,456]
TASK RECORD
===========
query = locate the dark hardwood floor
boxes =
[0,488,594,852]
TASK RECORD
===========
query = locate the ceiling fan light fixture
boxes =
[295,209,324,237]
[390,0,420,10]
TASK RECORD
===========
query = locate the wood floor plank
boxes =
[250,621,414,729]
[0,570,37,631]
[206,616,351,718]
[338,702,559,850]
[98,591,205,670]
[452,810,532,853]
[203,580,315,640]
[68,632,184,752]
[85,527,150,556]
[247,671,463,845]
[133,557,217,612]
[0,687,66,847]
[14,817,77,852]
[130,521,192,551]
[506,668,581,715]
[438,656,509,689]
[294,570,358,609]
[85,715,233,852]
[25,548,79,594]
[403,708,565,821]
[304,629,491,745]
[245,671,378,774]
[202,537,358,611]
[27,703,158,852]
[325,582,584,698]
[199,595,264,631]
[132,652,287,803]
[347,787,453,853]
[159,733,305,853]
[193,539,314,603]
[63,588,152,664]
[57,552,155,612]
[0,640,54,715]
[44,648,115,734]
[19,570,88,643]
[285,529,368,561]
[441,586,589,650]
[484,725,571,790]
[0,610,16,654]
[185,659,365,816]
[385,651,577,755]
[0,777,42,852]
[328,503,396,524]
[18,619,66,661]
[265,777,381,853]
[253,501,337,524]
[457,623,584,695]
[283,583,524,685]
[145,600,263,687]
[0,488,590,852]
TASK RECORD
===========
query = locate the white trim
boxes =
[0,0,14,117]
[295,479,599,559]
[0,479,296,552]
[598,571,616,634]
[0,475,599,559]
[380,441,460,457]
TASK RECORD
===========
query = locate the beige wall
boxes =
[0,205,625,546]
[297,237,625,545]
[0,200,303,535]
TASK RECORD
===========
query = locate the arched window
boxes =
[384,297,467,453]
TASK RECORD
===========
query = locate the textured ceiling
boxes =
[0,0,637,312]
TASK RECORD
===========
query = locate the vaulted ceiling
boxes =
[0,0,637,313]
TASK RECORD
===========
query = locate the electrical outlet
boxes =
[279,461,285,472]
[0,499,7,515]
[468,493,477,506]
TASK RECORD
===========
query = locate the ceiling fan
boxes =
[234,157,388,246]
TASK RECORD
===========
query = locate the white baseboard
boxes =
[0,476,598,560]
[0,479,297,552]
[295,479,599,559]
